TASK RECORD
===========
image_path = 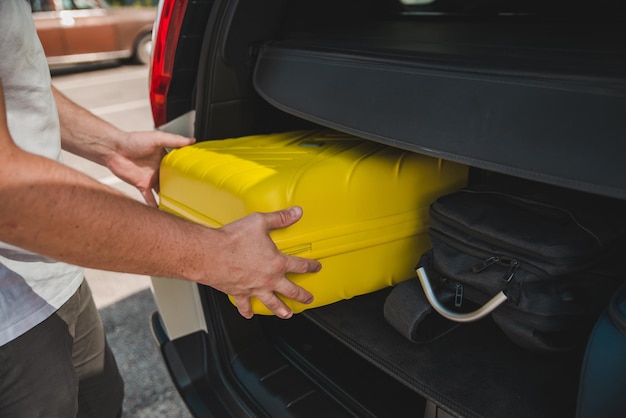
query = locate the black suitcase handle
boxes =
[416,267,508,323]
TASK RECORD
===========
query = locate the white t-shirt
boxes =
[0,0,84,346]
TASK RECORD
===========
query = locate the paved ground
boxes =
[82,267,193,418]
[52,62,193,418]
[94,280,192,418]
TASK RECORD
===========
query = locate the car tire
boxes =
[133,32,152,65]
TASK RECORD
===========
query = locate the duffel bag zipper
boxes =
[472,256,520,283]
[429,228,548,281]
[439,256,519,308]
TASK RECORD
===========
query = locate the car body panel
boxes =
[150,276,207,340]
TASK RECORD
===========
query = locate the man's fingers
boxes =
[232,277,315,320]
[273,277,314,305]
[233,292,293,319]
[255,292,294,319]
[285,254,322,275]
[233,296,254,319]
[152,132,196,149]
[263,206,304,231]
[141,188,159,207]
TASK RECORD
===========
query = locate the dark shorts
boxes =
[0,280,124,418]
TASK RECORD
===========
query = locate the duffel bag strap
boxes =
[416,267,508,323]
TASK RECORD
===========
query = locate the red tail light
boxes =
[150,0,189,127]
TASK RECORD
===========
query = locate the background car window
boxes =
[72,0,101,9]
[56,0,101,10]
[30,0,55,12]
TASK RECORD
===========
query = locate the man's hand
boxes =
[105,131,195,206]
[52,86,194,206]
[204,206,322,319]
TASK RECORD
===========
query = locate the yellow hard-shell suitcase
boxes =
[159,130,468,315]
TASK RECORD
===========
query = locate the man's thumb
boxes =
[267,206,303,230]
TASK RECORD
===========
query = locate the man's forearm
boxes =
[53,86,124,167]
[0,142,211,282]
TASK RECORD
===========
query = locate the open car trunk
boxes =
[153,285,585,417]
[151,0,626,416]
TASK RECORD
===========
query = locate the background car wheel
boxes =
[133,32,152,65]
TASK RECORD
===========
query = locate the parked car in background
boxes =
[31,0,156,68]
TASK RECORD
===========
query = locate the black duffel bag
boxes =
[414,175,626,353]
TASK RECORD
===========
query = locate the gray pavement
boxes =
[52,62,193,418]
[86,271,192,418]
[97,285,191,418]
